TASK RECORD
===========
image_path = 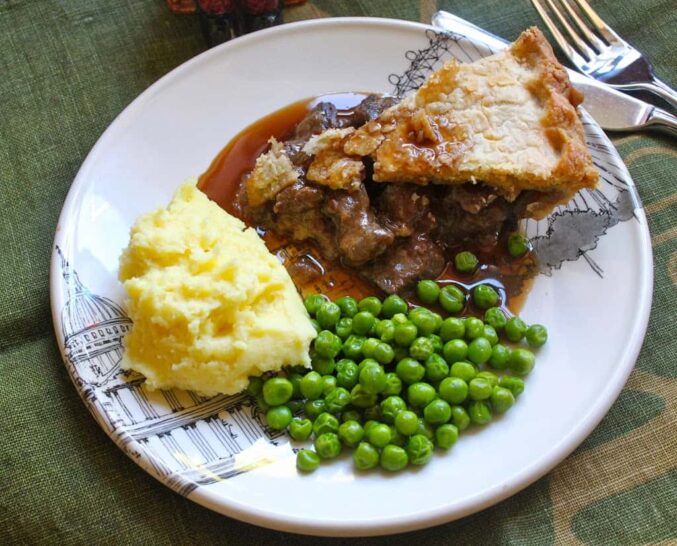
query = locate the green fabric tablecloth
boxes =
[1,0,675,543]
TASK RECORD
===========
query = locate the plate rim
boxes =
[50,16,654,537]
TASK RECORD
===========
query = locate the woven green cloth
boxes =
[1,0,675,543]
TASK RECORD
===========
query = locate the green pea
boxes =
[359,363,387,394]
[406,434,434,465]
[380,395,407,424]
[388,425,406,447]
[358,296,382,317]
[350,384,378,408]
[440,317,465,341]
[335,296,358,318]
[510,348,536,376]
[245,376,263,397]
[467,337,492,365]
[415,418,435,440]
[465,317,484,339]
[468,377,493,400]
[408,308,438,336]
[266,405,292,430]
[449,361,477,382]
[424,353,449,382]
[443,339,468,363]
[435,424,459,449]
[255,394,269,412]
[325,387,351,414]
[468,400,492,425]
[342,335,365,360]
[424,399,451,424]
[499,376,525,397]
[476,370,498,387]
[438,377,468,404]
[484,307,507,331]
[507,232,530,257]
[288,399,304,413]
[338,420,364,447]
[335,317,353,340]
[410,337,435,361]
[489,344,511,370]
[526,324,548,348]
[335,359,359,389]
[312,412,339,436]
[363,420,379,435]
[505,316,527,342]
[429,333,443,354]
[438,284,466,314]
[382,295,408,318]
[383,372,403,396]
[450,405,470,431]
[373,342,395,365]
[286,372,303,400]
[288,418,312,441]
[311,354,335,375]
[296,449,320,472]
[358,358,379,372]
[309,319,321,334]
[341,409,362,423]
[472,284,500,310]
[483,325,499,346]
[391,312,409,325]
[407,382,437,408]
[313,330,342,358]
[353,442,379,470]
[366,423,391,448]
[454,251,479,274]
[361,337,380,359]
[375,319,395,342]
[396,357,425,384]
[304,294,328,316]
[380,445,409,471]
[394,322,418,346]
[316,301,341,330]
[314,432,342,459]
[394,410,419,436]
[491,386,516,413]
[416,280,441,304]
[352,311,376,336]
[262,377,293,406]
[322,375,337,395]
[304,399,326,421]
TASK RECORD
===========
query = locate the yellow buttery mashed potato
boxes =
[118,179,316,397]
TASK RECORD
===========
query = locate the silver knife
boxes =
[432,10,677,134]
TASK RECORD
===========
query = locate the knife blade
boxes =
[432,11,677,133]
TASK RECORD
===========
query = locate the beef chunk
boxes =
[285,102,341,165]
[368,234,445,294]
[324,185,394,267]
[273,182,339,260]
[350,95,398,127]
[376,184,437,237]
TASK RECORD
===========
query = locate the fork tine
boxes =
[530,0,590,68]
[571,0,625,47]
[558,0,607,52]
[544,0,596,60]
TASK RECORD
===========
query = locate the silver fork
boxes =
[530,0,677,108]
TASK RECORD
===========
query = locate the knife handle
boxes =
[646,107,677,134]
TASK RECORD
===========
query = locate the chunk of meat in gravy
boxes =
[376,184,436,237]
[368,234,446,294]
[324,185,394,267]
[285,102,340,165]
[349,95,398,127]
[273,182,339,260]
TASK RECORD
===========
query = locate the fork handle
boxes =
[646,106,677,134]
[614,76,677,110]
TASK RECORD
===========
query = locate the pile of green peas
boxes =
[248,279,548,474]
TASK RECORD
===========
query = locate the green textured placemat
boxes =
[1,1,675,544]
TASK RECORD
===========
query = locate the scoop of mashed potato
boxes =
[118,179,315,397]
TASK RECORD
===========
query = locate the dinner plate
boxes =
[50,17,652,536]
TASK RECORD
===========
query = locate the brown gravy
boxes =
[199,93,535,314]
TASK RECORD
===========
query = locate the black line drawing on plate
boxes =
[387,30,643,279]
[56,247,287,496]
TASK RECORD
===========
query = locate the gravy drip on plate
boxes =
[199,93,535,314]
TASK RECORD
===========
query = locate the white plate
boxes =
[50,18,653,537]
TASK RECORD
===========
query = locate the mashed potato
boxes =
[118,179,316,397]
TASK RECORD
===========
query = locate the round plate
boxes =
[50,18,653,537]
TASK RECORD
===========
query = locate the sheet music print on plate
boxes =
[56,247,291,496]
[54,26,644,502]
[388,29,643,278]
